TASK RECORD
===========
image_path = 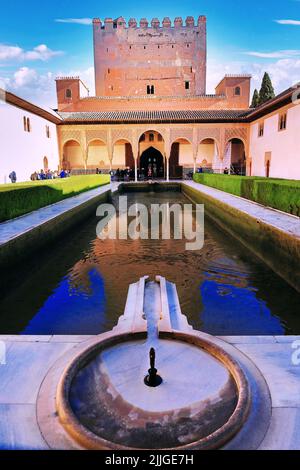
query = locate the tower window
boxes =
[144,46,146,49]
[108,68,110,74]
[147,85,155,95]
[235,86,241,96]
[46,125,50,138]
[185,81,190,90]
[258,122,264,137]
[187,44,190,48]
[65,88,72,99]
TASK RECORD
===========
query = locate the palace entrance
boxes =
[140,147,164,179]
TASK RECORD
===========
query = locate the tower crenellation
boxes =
[93,16,206,30]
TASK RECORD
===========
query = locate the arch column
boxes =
[192,148,198,174]
[166,154,170,182]
[131,129,139,182]
[193,128,198,174]
[165,129,171,182]
[82,132,88,171]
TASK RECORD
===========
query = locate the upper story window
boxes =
[107,68,110,74]
[23,116,31,132]
[65,88,72,99]
[147,85,155,95]
[149,133,154,142]
[258,122,264,137]
[46,125,50,138]
[187,44,190,48]
[235,86,241,96]
[185,81,190,90]
[278,112,287,131]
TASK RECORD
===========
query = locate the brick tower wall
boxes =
[93,16,207,97]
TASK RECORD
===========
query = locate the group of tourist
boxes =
[112,168,135,181]
[30,169,71,181]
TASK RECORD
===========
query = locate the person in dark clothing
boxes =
[9,171,17,183]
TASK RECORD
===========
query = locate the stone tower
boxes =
[93,16,207,97]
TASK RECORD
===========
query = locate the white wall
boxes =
[250,104,300,179]
[197,143,215,166]
[0,101,59,183]
[179,143,193,166]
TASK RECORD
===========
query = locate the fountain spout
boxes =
[144,347,163,387]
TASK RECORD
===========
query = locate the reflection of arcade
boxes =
[140,147,164,179]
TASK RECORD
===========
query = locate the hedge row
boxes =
[0,175,110,222]
[193,173,300,216]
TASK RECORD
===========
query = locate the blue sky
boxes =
[0,0,300,107]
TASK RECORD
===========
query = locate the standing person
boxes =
[9,171,17,183]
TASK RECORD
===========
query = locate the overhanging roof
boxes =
[58,109,251,124]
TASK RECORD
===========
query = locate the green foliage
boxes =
[193,173,300,216]
[0,175,110,222]
[259,72,275,105]
[251,89,260,108]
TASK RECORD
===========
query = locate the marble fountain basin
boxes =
[54,330,250,450]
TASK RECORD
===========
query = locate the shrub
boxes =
[193,173,300,216]
[0,175,110,222]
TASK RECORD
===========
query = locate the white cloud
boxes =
[2,67,56,107]
[207,57,300,95]
[246,50,300,59]
[0,66,95,108]
[275,19,300,25]
[55,18,93,25]
[0,43,63,62]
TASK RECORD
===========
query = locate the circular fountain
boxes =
[37,276,271,450]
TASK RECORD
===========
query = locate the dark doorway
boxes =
[125,143,135,169]
[169,142,183,178]
[140,147,164,179]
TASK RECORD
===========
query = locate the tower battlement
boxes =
[93,16,206,30]
[93,15,207,97]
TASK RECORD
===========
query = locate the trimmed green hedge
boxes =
[0,175,110,222]
[193,173,300,216]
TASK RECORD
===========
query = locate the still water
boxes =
[0,191,299,335]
